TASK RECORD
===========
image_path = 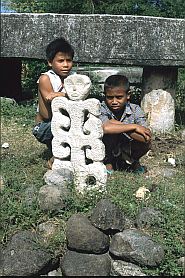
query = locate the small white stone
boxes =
[134,186,151,200]
[167,157,176,167]
[2,142,9,148]
[181,129,185,141]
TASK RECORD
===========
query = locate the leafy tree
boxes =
[4,0,185,18]
[160,0,185,18]
[3,0,96,14]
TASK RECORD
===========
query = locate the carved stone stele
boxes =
[51,74,107,193]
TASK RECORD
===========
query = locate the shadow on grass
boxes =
[38,147,52,161]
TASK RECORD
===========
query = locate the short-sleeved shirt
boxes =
[99,101,148,141]
[99,101,147,126]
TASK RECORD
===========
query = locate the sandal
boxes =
[106,169,114,175]
[105,164,114,177]
[131,161,147,174]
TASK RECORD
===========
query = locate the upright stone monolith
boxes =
[141,66,178,133]
[51,74,107,193]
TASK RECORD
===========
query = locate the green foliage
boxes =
[5,0,185,18]
[21,59,48,98]
[5,0,96,14]
[160,0,185,18]
[1,98,36,125]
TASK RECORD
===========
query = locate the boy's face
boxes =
[105,87,130,112]
[48,52,73,78]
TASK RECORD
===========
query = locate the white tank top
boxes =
[36,69,64,113]
[37,69,63,92]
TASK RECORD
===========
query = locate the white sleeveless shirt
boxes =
[36,69,65,113]
[37,69,63,92]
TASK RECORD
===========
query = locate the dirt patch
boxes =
[151,135,184,155]
[140,132,185,180]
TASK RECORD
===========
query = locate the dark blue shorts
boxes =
[32,121,53,145]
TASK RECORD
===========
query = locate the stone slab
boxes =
[1,13,185,66]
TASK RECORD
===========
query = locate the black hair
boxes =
[46,37,74,62]
[104,74,130,94]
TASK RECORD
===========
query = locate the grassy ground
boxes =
[1,99,184,276]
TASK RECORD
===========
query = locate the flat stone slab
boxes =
[1,13,184,66]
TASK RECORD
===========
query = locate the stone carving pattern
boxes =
[51,74,107,192]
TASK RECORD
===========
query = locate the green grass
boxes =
[1,99,184,276]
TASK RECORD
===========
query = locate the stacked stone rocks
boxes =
[60,199,164,276]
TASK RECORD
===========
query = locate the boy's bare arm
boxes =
[37,75,66,120]
[39,75,65,102]
[103,119,151,143]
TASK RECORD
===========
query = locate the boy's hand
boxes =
[135,125,151,142]
[45,91,66,102]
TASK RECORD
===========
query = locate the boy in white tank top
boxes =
[32,37,74,168]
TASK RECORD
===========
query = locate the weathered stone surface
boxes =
[66,213,110,254]
[181,129,185,141]
[141,89,175,132]
[1,14,184,67]
[110,260,147,276]
[38,184,69,212]
[44,169,73,186]
[177,256,185,268]
[37,220,62,241]
[109,229,164,266]
[135,207,163,228]
[51,74,107,192]
[1,231,57,276]
[60,250,111,276]
[89,198,125,233]
[141,67,178,132]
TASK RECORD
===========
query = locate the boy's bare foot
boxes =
[47,156,54,169]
